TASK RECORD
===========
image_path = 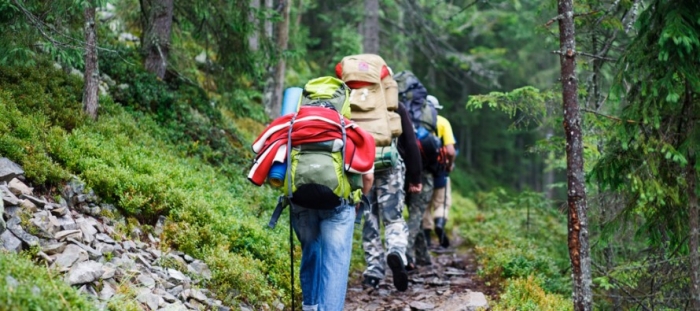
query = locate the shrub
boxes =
[0,251,95,311]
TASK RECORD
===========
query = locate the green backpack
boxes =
[281,77,363,210]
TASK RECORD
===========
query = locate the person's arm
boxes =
[397,104,422,192]
[440,117,458,172]
[362,173,374,195]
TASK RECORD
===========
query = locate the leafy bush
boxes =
[450,189,571,298]
[491,276,572,311]
[0,251,95,311]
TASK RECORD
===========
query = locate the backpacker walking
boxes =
[248,76,375,311]
[336,54,418,292]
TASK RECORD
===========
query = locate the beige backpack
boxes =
[335,54,402,147]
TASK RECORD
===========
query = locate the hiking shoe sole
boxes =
[387,253,409,292]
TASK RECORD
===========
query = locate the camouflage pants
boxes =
[406,171,434,265]
[362,156,409,279]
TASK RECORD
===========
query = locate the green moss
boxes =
[0,251,96,311]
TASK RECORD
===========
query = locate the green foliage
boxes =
[467,86,557,129]
[0,251,96,311]
[450,190,570,294]
[492,276,572,311]
[0,59,293,308]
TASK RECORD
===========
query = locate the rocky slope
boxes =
[0,157,235,311]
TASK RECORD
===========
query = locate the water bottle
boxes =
[267,87,303,187]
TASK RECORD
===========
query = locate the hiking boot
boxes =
[387,252,409,292]
[362,276,380,289]
[405,256,417,272]
[424,229,432,247]
[434,217,450,248]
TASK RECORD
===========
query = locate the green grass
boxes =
[0,60,299,308]
[449,189,572,309]
[0,251,96,311]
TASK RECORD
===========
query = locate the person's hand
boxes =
[408,183,422,193]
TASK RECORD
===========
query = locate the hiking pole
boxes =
[440,179,447,247]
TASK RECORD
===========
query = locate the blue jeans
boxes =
[291,202,355,311]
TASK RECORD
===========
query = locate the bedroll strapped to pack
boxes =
[336,54,402,147]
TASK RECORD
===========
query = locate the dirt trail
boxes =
[344,237,499,311]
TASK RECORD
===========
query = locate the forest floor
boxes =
[344,235,499,311]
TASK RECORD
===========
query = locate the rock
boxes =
[1,230,22,252]
[8,178,32,196]
[65,261,103,285]
[21,200,37,213]
[187,260,211,280]
[55,229,82,241]
[437,291,489,311]
[6,217,39,247]
[0,158,24,182]
[159,303,189,311]
[409,301,435,311]
[99,283,116,300]
[0,185,20,206]
[19,194,48,209]
[154,215,166,236]
[66,238,102,260]
[101,263,117,279]
[42,242,67,255]
[53,244,89,269]
[136,288,160,310]
[137,274,156,289]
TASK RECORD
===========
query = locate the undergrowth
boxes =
[0,60,300,308]
[450,189,571,310]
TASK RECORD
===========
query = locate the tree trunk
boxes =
[269,0,290,119]
[264,0,273,39]
[362,0,379,54]
[557,1,592,310]
[249,0,260,51]
[142,0,173,79]
[685,81,700,310]
[82,1,99,120]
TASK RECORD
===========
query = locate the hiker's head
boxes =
[427,95,443,110]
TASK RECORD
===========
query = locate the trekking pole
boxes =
[440,178,447,246]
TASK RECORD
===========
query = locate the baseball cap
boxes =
[427,95,443,110]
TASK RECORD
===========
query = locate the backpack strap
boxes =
[267,111,299,229]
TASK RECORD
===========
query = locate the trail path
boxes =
[344,237,498,311]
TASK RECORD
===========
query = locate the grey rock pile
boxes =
[0,158,229,311]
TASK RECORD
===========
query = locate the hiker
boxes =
[334,54,420,292]
[248,77,376,311]
[422,95,457,249]
[360,101,423,291]
[394,71,442,270]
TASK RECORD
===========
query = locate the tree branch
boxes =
[581,108,637,123]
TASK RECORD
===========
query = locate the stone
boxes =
[187,260,211,280]
[7,178,32,196]
[6,217,39,247]
[42,242,67,255]
[1,230,22,252]
[20,199,37,213]
[136,288,160,310]
[55,229,82,241]
[137,274,156,289]
[0,185,19,206]
[409,301,435,311]
[166,268,188,283]
[0,158,24,182]
[99,283,116,300]
[65,261,104,285]
[54,244,89,269]
[19,194,48,209]
[436,291,489,311]
[67,238,102,260]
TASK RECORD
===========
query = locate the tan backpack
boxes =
[335,54,402,147]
